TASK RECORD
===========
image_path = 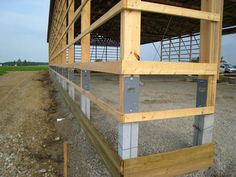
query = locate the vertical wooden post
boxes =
[68,0,74,65]
[68,0,75,100]
[64,142,68,177]
[178,37,181,62]
[119,0,141,160]
[62,0,67,65]
[81,0,91,63]
[160,40,163,61]
[61,0,67,90]
[193,0,224,145]
[189,34,193,61]
[81,0,91,119]
[169,38,171,61]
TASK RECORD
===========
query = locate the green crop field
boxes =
[0,65,48,75]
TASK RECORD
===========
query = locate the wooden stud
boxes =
[62,0,67,65]
[68,0,75,64]
[64,142,68,177]
[81,0,91,63]
[120,0,141,62]
[200,0,224,107]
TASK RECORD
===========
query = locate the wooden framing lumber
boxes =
[120,0,141,61]
[74,2,123,46]
[51,73,123,177]
[121,61,217,75]
[125,1,220,22]
[50,61,217,76]
[81,0,91,63]
[50,68,214,177]
[200,0,224,107]
[122,106,215,123]
[47,0,225,175]
[68,0,75,64]
[50,1,122,62]
[50,67,216,123]
[61,0,67,64]
[63,142,68,177]
[123,144,214,177]
[50,62,122,74]
[50,0,89,59]
[50,68,123,121]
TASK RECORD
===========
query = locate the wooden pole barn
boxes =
[47,0,235,176]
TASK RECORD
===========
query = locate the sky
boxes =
[0,1,235,64]
[0,0,50,63]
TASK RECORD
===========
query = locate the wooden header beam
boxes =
[125,1,220,22]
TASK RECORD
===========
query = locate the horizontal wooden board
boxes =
[121,61,217,75]
[122,107,215,123]
[51,62,122,74]
[125,1,220,22]
[50,61,217,76]
[123,144,214,177]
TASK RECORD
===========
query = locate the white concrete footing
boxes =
[118,122,139,159]
[193,79,214,145]
[81,95,90,119]
[81,70,90,119]
[68,70,75,100]
[193,114,214,145]
[68,85,75,100]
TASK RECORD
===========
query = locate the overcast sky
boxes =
[0,0,235,64]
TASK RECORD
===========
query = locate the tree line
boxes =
[2,59,48,66]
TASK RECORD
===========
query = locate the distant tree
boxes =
[23,60,27,66]
[17,59,22,66]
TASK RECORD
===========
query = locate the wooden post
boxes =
[193,0,224,145]
[190,34,192,61]
[62,0,67,90]
[64,142,68,177]
[81,0,91,63]
[160,40,163,61]
[178,37,181,62]
[81,0,91,119]
[68,0,75,65]
[68,0,75,100]
[119,0,141,160]
[169,38,171,61]
[62,0,67,65]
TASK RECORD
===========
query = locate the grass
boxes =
[0,65,48,76]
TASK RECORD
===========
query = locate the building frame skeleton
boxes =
[47,0,229,176]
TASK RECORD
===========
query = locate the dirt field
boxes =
[0,71,63,177]
[0,71,235,177]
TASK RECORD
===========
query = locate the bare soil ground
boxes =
[0,71,235,177]
[0,71,63,177]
